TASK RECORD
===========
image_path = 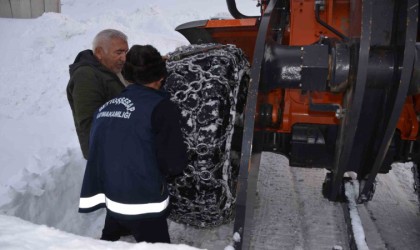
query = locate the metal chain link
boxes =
[164,43,250,227]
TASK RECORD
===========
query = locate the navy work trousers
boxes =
[100,212,171,243]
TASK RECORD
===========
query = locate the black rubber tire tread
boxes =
[163,43,250,227]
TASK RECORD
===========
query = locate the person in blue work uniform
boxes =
[78,44,187,243]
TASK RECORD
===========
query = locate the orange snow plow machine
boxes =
[175,0,419,248]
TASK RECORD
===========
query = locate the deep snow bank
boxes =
[0,214,200,250]
[0,1,258,248]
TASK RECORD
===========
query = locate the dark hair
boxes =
[122,45,167,85]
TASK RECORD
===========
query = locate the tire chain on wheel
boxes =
[163,43,250,228]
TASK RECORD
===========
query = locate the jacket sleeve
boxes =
[69,67,106,159]
[152,98,188,176]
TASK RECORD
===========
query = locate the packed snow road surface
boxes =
[362,162,420,250]
[245,153,420,250]
[176,152,420,250]
[249,152,349,250]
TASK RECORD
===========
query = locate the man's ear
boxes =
[94,47,103,60]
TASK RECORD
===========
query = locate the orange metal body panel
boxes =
[289,0,350,45]
[275,0,418,140]
[257,89,342,132]
[271,0,348,133]
[281,90,341,132]
[398,97,419,140]
[200,0,418,140]
[204,18,259,61]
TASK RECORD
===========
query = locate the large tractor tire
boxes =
[163,43,250,228]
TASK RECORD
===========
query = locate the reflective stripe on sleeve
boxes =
[106,196,169,215]
[79,194,169,215]
[79,193,106,208]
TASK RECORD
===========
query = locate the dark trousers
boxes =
[100,212,171,243]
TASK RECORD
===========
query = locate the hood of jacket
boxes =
[69,49,103,76]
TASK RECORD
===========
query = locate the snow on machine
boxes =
[164,0,420,248]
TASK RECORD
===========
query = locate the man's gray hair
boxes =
[92,29,128,52]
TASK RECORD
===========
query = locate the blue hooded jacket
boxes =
[79,84,187,220]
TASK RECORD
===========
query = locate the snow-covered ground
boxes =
[1,0,419,249]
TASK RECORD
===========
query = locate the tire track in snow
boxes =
[250,152,349,250]
[290,166,349,250]
[364,165,420,250]
[250,152,305,249]
[171,154,420,250]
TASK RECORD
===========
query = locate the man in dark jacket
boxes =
[78,45,187,243]
[67,29,129,159]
